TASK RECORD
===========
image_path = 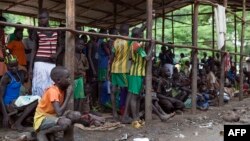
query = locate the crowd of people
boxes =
[0,8,249,140]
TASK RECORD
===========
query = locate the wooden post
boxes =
[162,0,165,42]
[38,0,43,11]
[191,1,199,114]
[113,1,117,27]
[212,7,215,58]
[239,0,246,101]
[155,18,157,40]
[33,17,36,26]
[145,0,153,121]
[171,12,174,53]
[234,14,237,68]
[65,0,75,110]
[219,0,227,106]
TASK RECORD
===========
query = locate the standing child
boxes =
[110,24,130,119]
[122,27,147,123]
[7,26,27,71]
[97,29,110,105]
[33,66,81,141]
[74,37,89,113]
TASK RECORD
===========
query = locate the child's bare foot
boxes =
[112,112,119,120]
[121,116,133,124]
[160,112,175,122]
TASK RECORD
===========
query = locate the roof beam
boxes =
[5,0,30,11]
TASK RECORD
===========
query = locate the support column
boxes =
[145,0,153,121]
[65,0,75,110]
[212,7,215,58]
[155,18,157,40]
[239,0,246,101]
[191,1,199,114]
[38,0,43,11]
[162,0,165,42]
[234,14,237,69]
[113,1,117,27]
[172,12,174,53]
[219,0,227,106]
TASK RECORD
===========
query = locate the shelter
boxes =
[0,0,248,121]
[0,0,249,28]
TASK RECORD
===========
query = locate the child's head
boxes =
[50,66,71,90]
[38,9,49,27]
[14,28,23,41]
[5,55,18,73]
[131,27,142,38]
[119,24,129,36]
[75,37,84,53]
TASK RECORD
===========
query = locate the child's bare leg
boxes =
[130,94,139,120]
[64,125,74,141]
[121,93,132,123]
[74,99,79,111]
[64,111,81,123]
[12,101,38,130]
[111,86,118,119]
[98,81,102,104]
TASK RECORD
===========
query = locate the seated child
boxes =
[33,66,81,141]
[0,55,38,130]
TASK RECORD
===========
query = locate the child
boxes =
[122,27,147,123]
[0,55,38,130]
[7,26,27,70]
[110,24,130,119]
[33,66,81,141]
[74,37,89,113]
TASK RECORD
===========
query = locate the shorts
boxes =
[98,68,107,81]
[74,77,85,99]
[128,75,144,95]
[39,116,59,130]
[111,73,128,87]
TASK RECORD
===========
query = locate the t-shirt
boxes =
[75,54,89,78]
[98,38,109,69]
[7,40,27,66]
[111,38,130,73]
[130,41,146,76]
[33,85,65,131]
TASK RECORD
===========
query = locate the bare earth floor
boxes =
[0,97,249,141]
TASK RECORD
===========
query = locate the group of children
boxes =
[1,6,249,141]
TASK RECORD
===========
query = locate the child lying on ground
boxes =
[33,66,81,141]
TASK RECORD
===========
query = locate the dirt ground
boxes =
[0,97,250,141]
